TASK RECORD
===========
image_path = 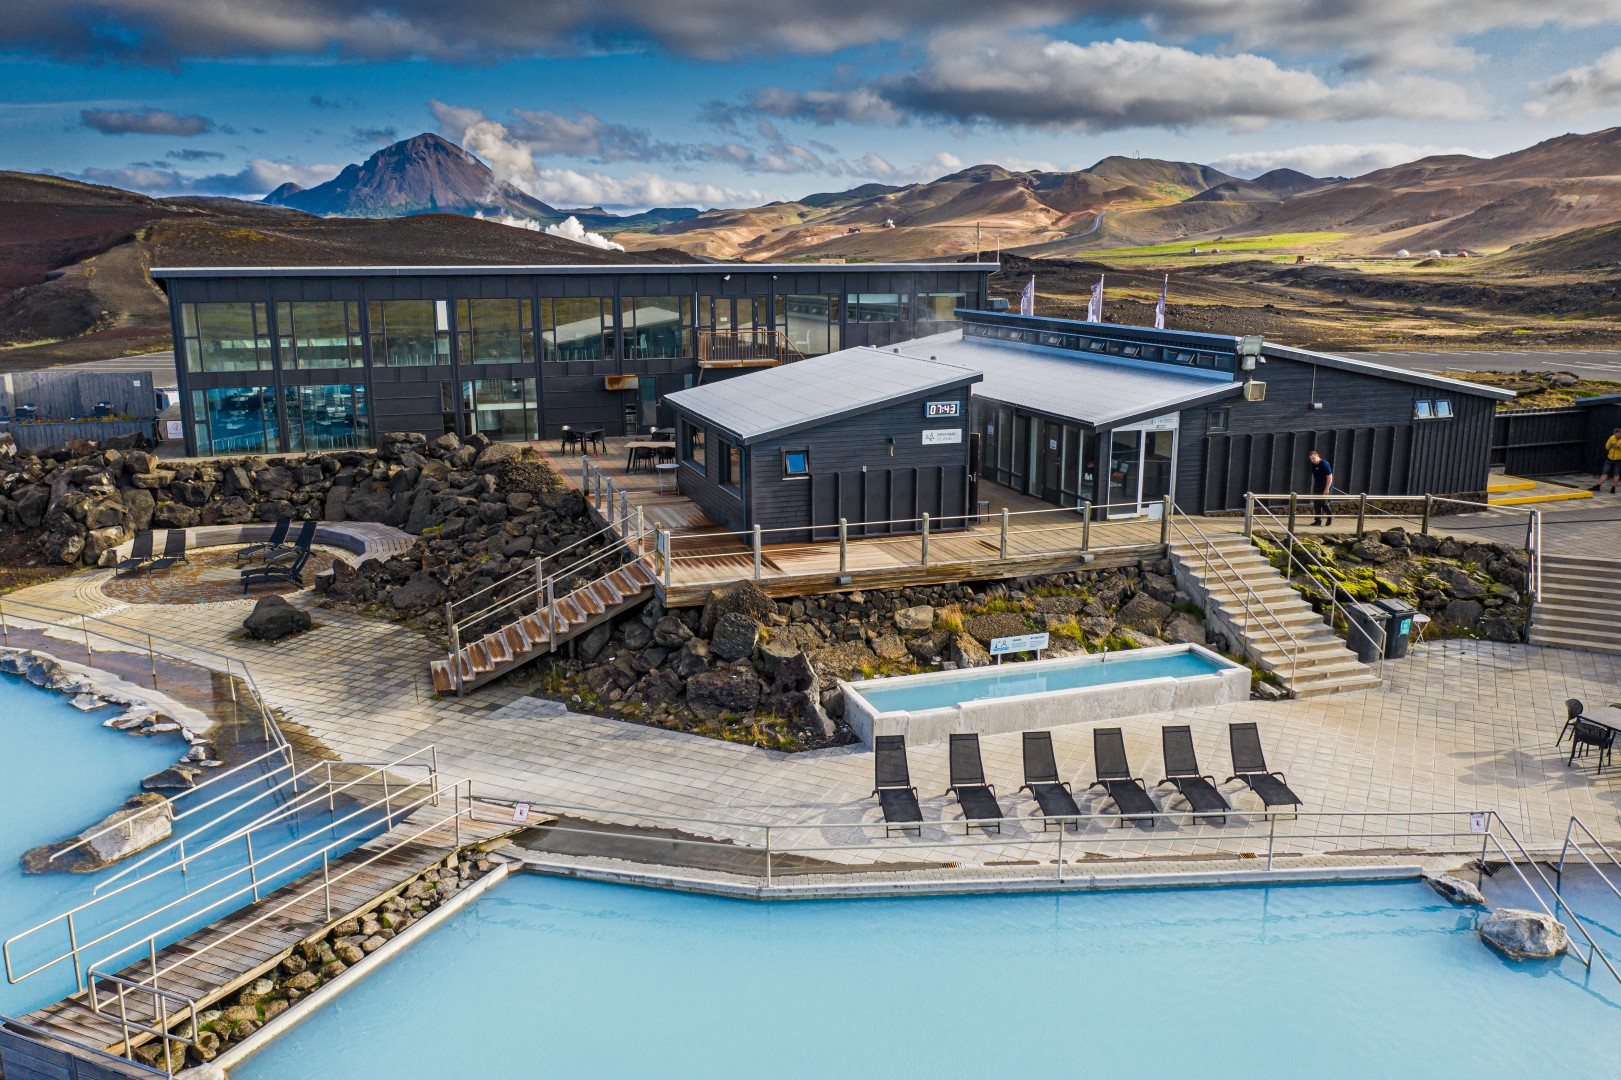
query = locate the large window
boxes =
[681,420,706,470]
[624,296,691,358]
[456,299,533,365]
[368,300,450,367]
[276,301,362,370]
[542,297,609,361]
[780,295,839,356]
[917,293,967,322]
[191,386,277,454]
[719,439,745,494]
[180,303,271,373]
[286,384,367,451]
[847,293,908,323]
[464,378,538,441]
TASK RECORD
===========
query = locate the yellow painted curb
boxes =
[1489,490,1594,505]
[1487,476,1536,492]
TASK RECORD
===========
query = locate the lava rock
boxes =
[1479,908,1568,959]
[243,595,312,641]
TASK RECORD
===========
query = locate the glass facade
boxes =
[847,293,908,323]
[463,378,538,441]
[624,296,690,359]
[542,298,608,361]
[276,301,362,369]
[191,387,278,454]
[917,293,967,322]
[368,300,450,367]
[456,299,533,365]
[286,384,367,451]
[780,295,839,356]
[180,303,271,373]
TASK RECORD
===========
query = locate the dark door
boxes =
[1041,420,1064,503]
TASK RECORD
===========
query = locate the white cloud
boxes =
[473,211,626,250]
[747,86,905,126]
[81,107,215,135]
[528,168,772,212]
[1209,142,1486,179]
[71,158,338,196]
[1526,46,1621,116]
[858,151,965,184]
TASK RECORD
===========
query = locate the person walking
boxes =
[1592,427,1621,494]
[1308,450,1334,527]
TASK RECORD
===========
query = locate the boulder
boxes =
[894,605,935,632]
[577,623,614,664]
[756,640,800,676]
[964,611,1027,646]
[344,487,395,523]
[243,595,312,641]
[1423,872,1485,905]
[389,571,448,613]
[872,633,908,661]
[1140,571,1178,604]
[23,793,172,873]
[686,660,763,718]
[376,431,428,461]
[651,615,693,648]
[671,638,711,678]
[699,580,777,638]
[1116,592,1172,635]
[949,632,991,668]
[764,651,836,740]
[1479,908,1568,960]
[1348,537,1397,564]
[1442,599,1484,628]
[1436,565,1485,599]
[1162,611,1206,645]
[709,611,763,662]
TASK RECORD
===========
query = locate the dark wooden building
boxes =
[664,350,980,537]
[149,262,992,457]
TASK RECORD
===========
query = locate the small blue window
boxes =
[783,450,809,477]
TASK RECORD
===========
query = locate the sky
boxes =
[3,1,1621,212]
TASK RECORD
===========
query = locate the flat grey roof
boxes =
[893,331,1239,428]
[664,350,980,444]
[1262,343,1516,401]
[148,262,998,279]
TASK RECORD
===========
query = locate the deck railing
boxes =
[695,329,806,370]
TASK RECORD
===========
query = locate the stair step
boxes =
[1528,632,1621,654]
[1535,610,1621,631]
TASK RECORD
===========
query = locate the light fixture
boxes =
[722,273,731,281]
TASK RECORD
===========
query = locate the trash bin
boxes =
[1345,602,1386,664]
[1376,598,1417,659]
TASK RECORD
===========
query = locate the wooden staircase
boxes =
[1530,555,1621,654]
[430,560,658,693]
[1170,533,1380,699]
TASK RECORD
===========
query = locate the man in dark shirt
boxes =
[1308,451,1334,527]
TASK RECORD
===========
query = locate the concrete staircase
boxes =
[1530,555,1621,654]
[1169,532,1380,699]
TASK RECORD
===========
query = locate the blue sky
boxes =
[3,1,1620,211]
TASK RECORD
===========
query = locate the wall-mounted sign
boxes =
[1048,438,1058,450]
[925,400,961,418]
[1116,413,1181,433]
[985,424,996,436]
[990,632,1050,656]
[921,428,963,445]
[164,420,184,441]
[1469,812,1487,834]
[604,375,641,391]
[511,802,533,824]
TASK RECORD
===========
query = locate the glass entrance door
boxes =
[1107,426,1178,517]
[1107,431,1140,515]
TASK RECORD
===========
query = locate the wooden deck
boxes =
[532,437,1172,607]
[19,806,518,1062]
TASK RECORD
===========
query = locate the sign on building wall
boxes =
[164,420,184,441]
[922,428,963,445]
[925,400,961,418]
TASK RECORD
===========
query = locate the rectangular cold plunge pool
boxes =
[841,643,1251,745]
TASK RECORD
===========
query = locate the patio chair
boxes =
[1225,723,1303,813]
[236,517,291,562]
[1558,698,1588,746]
[946,733,1005,834]
[241,549,311,593]
[1018,731,1081,831]
[871,735,923,836]
[264,520,317,564]
[113,531,155,578]
[1567,719,1616,775]
[1157,725,1230,824]
[145,530,189,572]
[1088,727,1159,828]
[559,425,583,454]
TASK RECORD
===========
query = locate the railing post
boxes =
[1056,823,1064,883]
[245,833,260,902]
[636,506,644,548]
[0,600,7,645]
[999,508,1009,559]
[322,850,332,921]
[1286,492,1297,536]
[1421,493,1432,536]
[663,529,674,590]
[147,634,158,686]
[446,601,464,698]
[546,578,556,640]
[1356,493,1367,539]
[1243,492,1254,539]
[920,512,930,566]
[619,490,629,532]
[838,517,848,573]
[81,614,93,662]
[1266,813,1277,871]
[68,911,82,991]
[580,454,589,493]
[382,773,393,828]
[532,556,544,610]
[1160,496,1171,544]
[752,525,762,580]
[1081,501,1090,551]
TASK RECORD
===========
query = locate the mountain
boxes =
[262,182,305,205]
[262,133,565,222]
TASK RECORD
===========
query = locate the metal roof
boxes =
[664,349,981,444]
[1260,343,1515,401]
[148,262,999,279]
[893,332,1240,428]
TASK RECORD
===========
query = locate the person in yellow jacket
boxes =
[1595,427,1621,494]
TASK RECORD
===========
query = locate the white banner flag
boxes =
[1018,276,1035,316]
[1153,274,1167,330]
[1086,275,1104,322]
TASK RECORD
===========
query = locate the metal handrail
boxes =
[696,328,807,366]
[1554,815,1621,903]
[0,1016,170,1078]
[657,498,1149,546]
[448,516,624,618]
[1166,505,1304,685]
[87,970,198,1070]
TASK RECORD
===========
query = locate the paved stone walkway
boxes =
[8,563,1620,867]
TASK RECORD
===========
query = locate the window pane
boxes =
[683,421,706,469]
[848,293,906,322]
[629,296,689,358]
[289,384,366,450]
[553,298,605,360]
[369,300,448,367]
[202,386,276,454]
[918,293,966,321]
[463,299,529,364]
[192,303,268,373]
[467,378,537,441]
[785,295,833,356]
[278,301,360,369]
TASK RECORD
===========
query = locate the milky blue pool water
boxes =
[0,674,384,1017]
[233,874,1621,1080]
[855,650,1226,713]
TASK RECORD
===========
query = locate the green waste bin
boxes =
[1376,598,1416,659]
[1346,602,1386,664]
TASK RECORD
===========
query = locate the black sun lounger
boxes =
[114,531,155,578]
[268,519,318,562]
[1019,731,1081,831]
[1157,725,1230,824]
[1089,727,1158,827]
[145,529,189,572]
[237,517,291,562]
[241,549,311,593]
[946,733,1005,833]
[871,735,923,836]
[1226,723,1302,813]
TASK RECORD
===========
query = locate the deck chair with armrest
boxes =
[1558,698,1588,746]
[1157,725,1230,824]
[264,519,317,564]
[236,517,290,563]
[1226,722,1303,814]
[946,733,1005,834]
[1089,727,1159,828]
[1019,731,1081,831]
[145,529,189,572]
[241,549,311,593]
[114,531,155,578]
[871,735,923,836]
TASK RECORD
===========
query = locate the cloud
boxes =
[1209,142,1486,178]
[857,151,965,184]
[80,107,215,136]
[69,158,338,197]
[745,87,905,126]
[348,125,399,146]
[1526,46,1621,116]
[309,95,342,109]
[529,168,773,212]
[165,147,226,162]
[472,211,627,249]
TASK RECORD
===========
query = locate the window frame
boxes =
[781,448,810,479]
[681,419,707,472]
[1207,407,1230,433]
[1414,399,1434,420]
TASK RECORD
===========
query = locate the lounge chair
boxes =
[1019,731,1081,831]
[236,517,291,562]
[1088,727,1158,827]
[263,519,317,563]
[114,531,155,578]
[945,733,1005,833]
[871,735,923,836]
[241,549,310,593]
[1558,698,1588,746]
[1157,725,1230,824]
[1225,723,1302,813]
[145,530,189,572]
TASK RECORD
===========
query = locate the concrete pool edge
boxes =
[840,643,1252,746]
